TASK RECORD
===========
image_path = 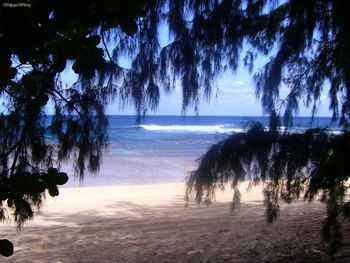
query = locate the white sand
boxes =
[1,182,349,262]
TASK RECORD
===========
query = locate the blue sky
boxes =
[57,55,333,117]
[3,55,331,117]
[105,24,333,117]
[107,76,332,117]
[0,7,334,117]
[0,20,333,117]
[106,49,333,116]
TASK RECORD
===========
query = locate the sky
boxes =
[14,58,332,117]
[98,54,332,116]
[0,3,335,117]
[103,66,332,117]
[104,23,333,117]
[19,22,333,117]
[57,54,333,117]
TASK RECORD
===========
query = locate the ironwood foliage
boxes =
[178,0,350,254]
[0,0,146,255]
[0,0,349,256]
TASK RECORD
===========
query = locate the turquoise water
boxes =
[62,115,338,187]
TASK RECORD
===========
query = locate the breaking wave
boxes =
[137,124,242,133]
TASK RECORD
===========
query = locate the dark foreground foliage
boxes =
[0,0,146,254]
[186,123,350,254]
[1,0,350,257]
[0,239,13,257]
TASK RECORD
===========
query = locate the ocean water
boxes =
[62,115,338,187]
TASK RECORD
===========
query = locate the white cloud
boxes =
[214,79,257,105]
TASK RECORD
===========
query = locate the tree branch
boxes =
[50,88,82,115]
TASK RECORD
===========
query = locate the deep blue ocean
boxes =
[63,115,338,187]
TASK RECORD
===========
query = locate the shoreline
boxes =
[38,181,264,222]
[46,181,265,212]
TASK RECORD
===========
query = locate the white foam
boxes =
[137,124,243,133]
[137,124,342,135]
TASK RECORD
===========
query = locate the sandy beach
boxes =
[1,182,349,262]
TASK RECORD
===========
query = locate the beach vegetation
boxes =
[0,0,349,256]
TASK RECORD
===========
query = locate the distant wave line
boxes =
[137,124,242,133]
[136,124,342,135]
